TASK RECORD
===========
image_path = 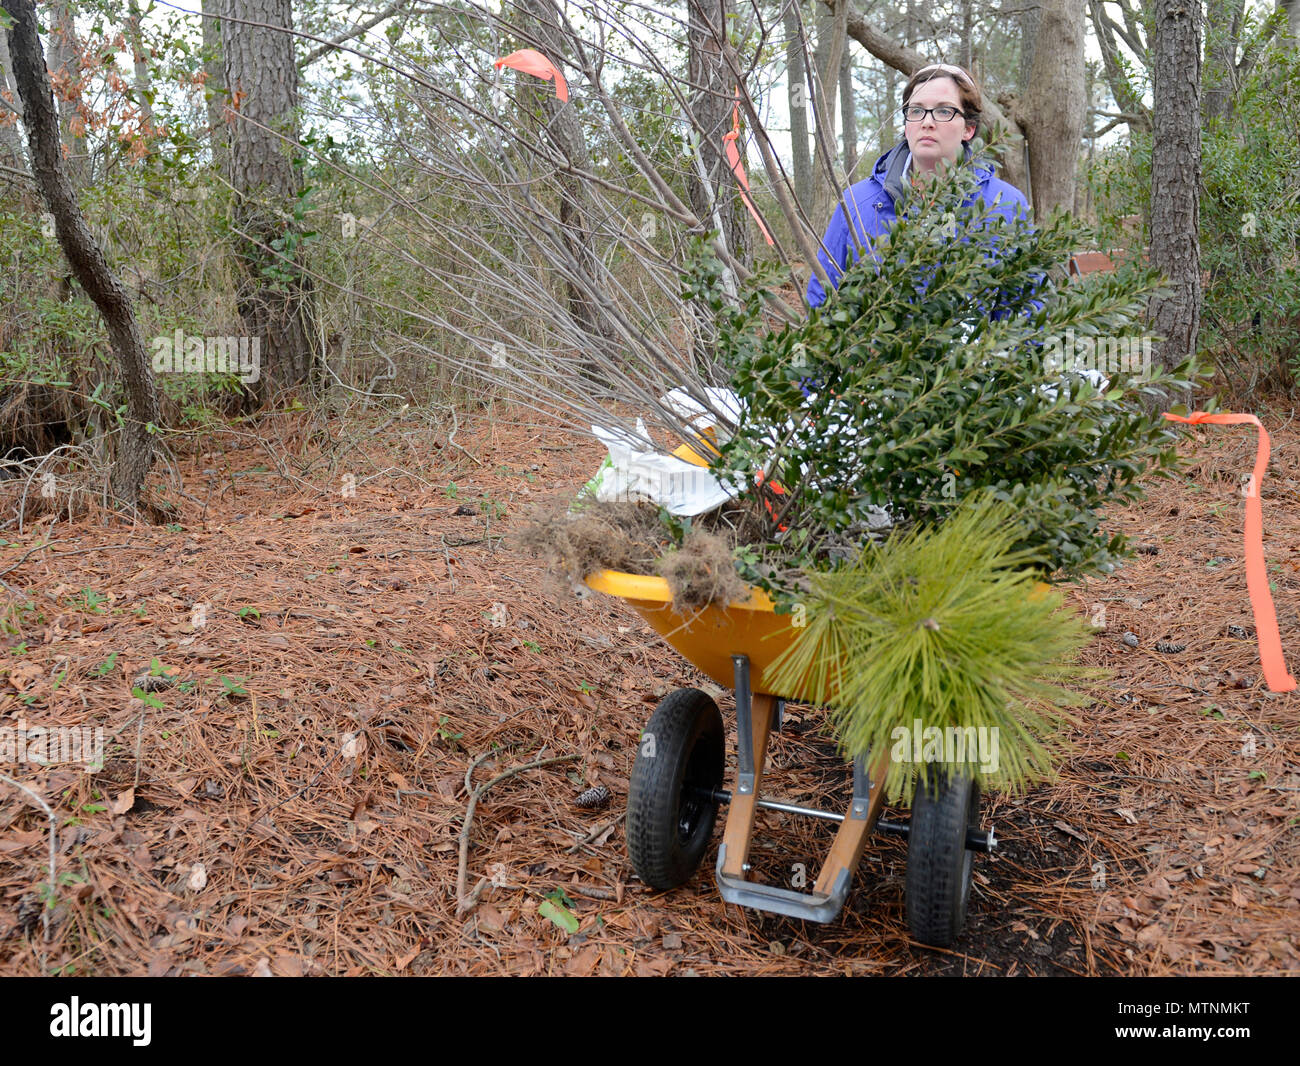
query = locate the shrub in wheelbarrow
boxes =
[672,166,1205,792]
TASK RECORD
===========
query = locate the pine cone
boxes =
[574,785,610,810]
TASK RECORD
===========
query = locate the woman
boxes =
[806,63,1030,309]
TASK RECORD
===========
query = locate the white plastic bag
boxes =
[578,417,741,517]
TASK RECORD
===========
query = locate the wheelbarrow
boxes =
[584,567,997,947]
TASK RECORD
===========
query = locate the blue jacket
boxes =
[806,141,1032,309]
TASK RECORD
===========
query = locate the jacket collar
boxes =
[872,139,992,210]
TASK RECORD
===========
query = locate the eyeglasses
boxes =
[901,105,966,123]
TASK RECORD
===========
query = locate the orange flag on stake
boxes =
[493,49,569,102]
[1164,411,1296,693]
[724,94,774,246]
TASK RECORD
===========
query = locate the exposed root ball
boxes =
[656,529,748,611]
[514,501,663,583]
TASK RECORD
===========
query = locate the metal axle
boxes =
[692,788,996,852]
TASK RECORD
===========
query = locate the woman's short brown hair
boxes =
[902,63,984,137]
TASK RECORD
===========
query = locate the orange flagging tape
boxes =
[724,94,775,246]
[1165,411,1296,693]
[755,470,788,532]
[494,49,569,102]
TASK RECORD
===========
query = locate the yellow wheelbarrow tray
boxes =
[585,567,997,938]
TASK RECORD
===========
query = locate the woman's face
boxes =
[904,75,976,172]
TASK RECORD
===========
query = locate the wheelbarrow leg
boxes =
[718,654,774,879]
[813,750,890,897]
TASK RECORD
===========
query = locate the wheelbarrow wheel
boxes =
[626,688,725,891]
[905,771,980,948]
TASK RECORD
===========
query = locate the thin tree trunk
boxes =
[1149,0,1202,396]
[785,0,812,214]
[0,26,25,173]
[839,45,856,179]
[126,0,152,128]
[688,0,749,269]
[5,0,158,505]
[47,1,85,186]
[517,0,618,365]
[1087,0,1152,130]
[812,0,847,224]
[880,62,896,151]
[687,0,750,368]
[959,0,973,72]
[222,0,319,402]
[1202,0,1245,125]
[1283,0,1300,38]
[202,0,227,171]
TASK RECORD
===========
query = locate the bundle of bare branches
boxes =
[305,0,849,456]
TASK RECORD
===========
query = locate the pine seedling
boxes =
[764,494,1102,803]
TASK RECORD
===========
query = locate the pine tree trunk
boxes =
[811,0,846,226]
[221,0,319,403]
[1149,0,1202,394]
[5,0,158,506]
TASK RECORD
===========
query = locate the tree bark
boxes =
[201,0,227,172]
[785,0,812,213]
[688,0,749,273]
[5,0,158,505]
[1019,1,1041,92]
[686,0,751,367]
[1019,0,1086,216]
[959,0,973,72]
[221,0,320,403]
[1148,0,1202,394]
[1283,0,1300,38]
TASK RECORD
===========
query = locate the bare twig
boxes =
[456,752,581,914]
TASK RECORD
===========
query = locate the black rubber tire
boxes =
[626,688,725,891]
[905,772,981,947]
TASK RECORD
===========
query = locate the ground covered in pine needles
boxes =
[0,401,1296,976]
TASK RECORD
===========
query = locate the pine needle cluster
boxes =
[763,494,1102,802]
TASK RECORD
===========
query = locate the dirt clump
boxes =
[656,528,750,610]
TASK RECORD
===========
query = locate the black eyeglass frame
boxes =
[900,105,968,124]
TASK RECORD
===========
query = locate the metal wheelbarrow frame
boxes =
[585,568,996,944]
